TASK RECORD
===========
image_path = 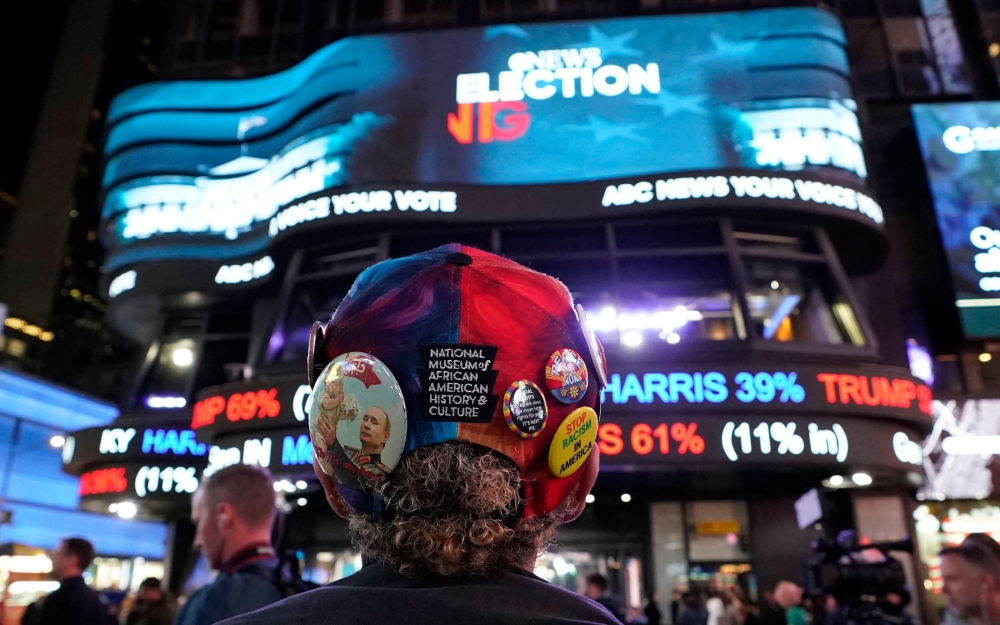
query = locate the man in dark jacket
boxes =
[220,245,619,625]
[124,578,176,625]
[175,464,285,625]
[39,537,113,625]
[584,573,626,622]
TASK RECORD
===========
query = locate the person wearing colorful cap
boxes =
[222,245,620,625]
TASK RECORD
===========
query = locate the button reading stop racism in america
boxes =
[548,406,598,478]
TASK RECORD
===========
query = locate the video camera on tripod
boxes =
[805,530,912,600]
[795,489,915,625]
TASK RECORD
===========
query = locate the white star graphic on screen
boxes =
[572,26,642,58]
[637,89,709,117]
[566,115,647,143]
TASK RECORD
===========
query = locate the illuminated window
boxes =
[734,225,868,346]
[265,219,872,364]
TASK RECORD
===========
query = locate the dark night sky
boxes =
[0,2,73,197]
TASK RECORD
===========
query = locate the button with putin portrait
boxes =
[310,352,407,492]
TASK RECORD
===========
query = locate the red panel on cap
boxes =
[455,247,599,518]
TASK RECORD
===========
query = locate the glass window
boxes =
[280,0,305,25]
[480,0,509,22]
[203,36,236,61]
[209,0,241,34]
[501,225,606,256]
[510,0,546,18]
[193,338,249,389]
[742,259,865,345]
[840,0,879,18]
[180,3,205,42]
[885,17,941,94]
[733,227,820,255]
[139,337,200,402]
[268,276,357,364]
[352,0,387,28]
[581,288,741,347]
[586,248,740,346]
[880,0,923,16]
[519,257,612,293]
[615,222,722,251]
[390,229,492,257]
[236,0,261,35]
[846,20,896,95]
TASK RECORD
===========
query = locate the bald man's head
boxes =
[359,406,391,454]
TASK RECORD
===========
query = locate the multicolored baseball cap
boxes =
[307,244,607,519]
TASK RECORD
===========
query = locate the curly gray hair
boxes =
[348,442,573,576]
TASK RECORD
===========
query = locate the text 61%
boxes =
[630,422,705,455]
[734,372,805,403]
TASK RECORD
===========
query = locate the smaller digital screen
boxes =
[912,102,1000,337]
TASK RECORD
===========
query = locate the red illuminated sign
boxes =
[447,102,531,144]
[598,421,706,457]
[79,467,127,495]
[816,373,932,415]
[191,388,280,429]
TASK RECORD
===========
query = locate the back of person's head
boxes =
[586,573,609,593]
[940,537,1000,616]
[199,463,276,531]
[941,540,1000,583]
[308,245,607,577]
[138,577,163,601]
[61,537,95,570]
[963,533,1000,560]
[774,581,803,608]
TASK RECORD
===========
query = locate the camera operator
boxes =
[940,535,1000,625]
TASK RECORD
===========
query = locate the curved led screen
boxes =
[101,7,876,284]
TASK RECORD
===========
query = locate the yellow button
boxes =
[548,407,598,478]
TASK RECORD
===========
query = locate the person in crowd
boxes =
[39,537,114,625]
[759,590,786,625]
[940,534,1000,625]
[707,590,726,625]
[175,463,287,625]
[123,578,175,625]
[671,588,685,625]
[679,592,709,625]
[725,588,750,625]
[218,246,619,625]
[963,533,1000,560]
[21,598,43,625]
[583,573,626,622]
[820,594,838,625]
[774,582,807,625]
[645,591,663,625]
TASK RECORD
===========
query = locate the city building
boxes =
[0,366,167,623]
[0,0,170,401]
[67,1,982,618]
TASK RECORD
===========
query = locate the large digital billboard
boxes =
[913,103,1000,336]
[101,8,880,293]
